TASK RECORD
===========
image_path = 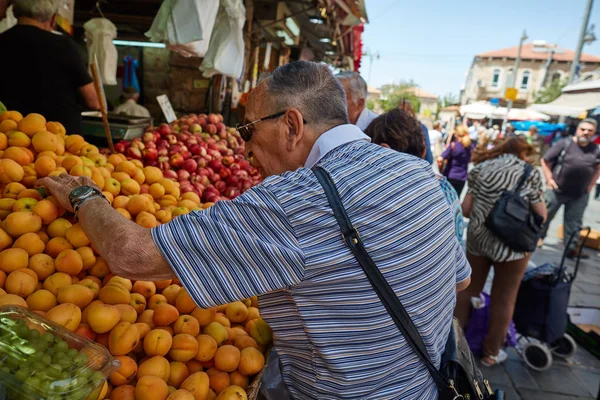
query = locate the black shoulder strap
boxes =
[311,166,451,393]
[515,163,533,193]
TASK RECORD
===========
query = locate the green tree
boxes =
[534,78,567,104]
[437,92,458,109]
[378,81,421,113]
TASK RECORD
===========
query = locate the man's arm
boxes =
[36,174,173,280]
[588,165,600,194]
[79,83,100,110]
[78,197,174,280]
[540,158,558,190]
[457,277,470,291]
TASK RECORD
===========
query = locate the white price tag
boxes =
[156,94,177,123]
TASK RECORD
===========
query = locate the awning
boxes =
[460,102,495,120]
[491,107,550,121]
[530,91,600,117]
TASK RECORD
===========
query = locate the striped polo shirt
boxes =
[152,125,471,400]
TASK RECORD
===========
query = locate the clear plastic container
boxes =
[0,305,119,400]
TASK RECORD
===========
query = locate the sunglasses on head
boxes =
[235,111,308,142]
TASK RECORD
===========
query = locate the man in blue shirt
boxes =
[39,61,470,400]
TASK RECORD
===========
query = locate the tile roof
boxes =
[477,43,600,63]
[405,87,438,99]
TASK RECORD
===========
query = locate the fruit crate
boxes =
[0,305,119,400]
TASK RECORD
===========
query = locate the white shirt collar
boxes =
[355,107,379,131]
[304,124,370,168]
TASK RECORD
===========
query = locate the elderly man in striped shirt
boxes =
[38,61,471,400]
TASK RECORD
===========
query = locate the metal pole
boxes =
[568,0,594,85]
[502,30,528,135]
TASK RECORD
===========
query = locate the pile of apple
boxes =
[113,114,261,204]
[0,109,273,400]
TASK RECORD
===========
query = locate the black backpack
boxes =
[485,163,544,252]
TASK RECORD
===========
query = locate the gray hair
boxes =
[12,0,61,22]
[261,61,348,128]
[579,118,598,130]
[336,71,368,104]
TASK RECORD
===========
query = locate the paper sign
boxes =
[156,95,177,123]
[505,88,518,101]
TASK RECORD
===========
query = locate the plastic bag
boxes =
[464,293,517,356]
[257,349,292,400]
[0,6,17,34]
[200,0,245,79]
[145,0,219,58]
[84,18,118,85]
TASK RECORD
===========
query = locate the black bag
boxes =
[485,163,544,252]
[313,166,503,400]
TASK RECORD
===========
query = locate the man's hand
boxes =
[547,178,559,190]
[35,174,101,212]
[588,182,596,194]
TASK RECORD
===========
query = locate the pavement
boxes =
[478,193,600,399]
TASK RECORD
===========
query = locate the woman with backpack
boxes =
[454,137,547,367]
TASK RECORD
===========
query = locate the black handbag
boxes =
[485,163,544,252]
[312,166,503,400]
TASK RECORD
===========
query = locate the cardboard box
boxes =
[557,225,600,250]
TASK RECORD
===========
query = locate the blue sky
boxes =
[361,0,600,99]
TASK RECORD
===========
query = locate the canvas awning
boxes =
[530,92,600,117]
[530,81,600,117]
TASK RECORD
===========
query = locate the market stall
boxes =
[0,107,269,400]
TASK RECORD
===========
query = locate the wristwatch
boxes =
[69,186,107,220]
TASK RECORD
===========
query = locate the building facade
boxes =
[461,41,600,107]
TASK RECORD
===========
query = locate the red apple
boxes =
[165,134,178,145]
[205,124,218,135]
[208,159,222,173]
[142,132,155,143]
[158,123,171,136]
[182,159,197,173]
[143,148,158,161]
[114,142,126,153]
[127,147,142,160]
[177,169,190,182]
[170,153,184,168]
[164,169,178,180]
[207,113,219,124]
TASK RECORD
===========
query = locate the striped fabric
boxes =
[466,154,544,262]
[153,140,470,400]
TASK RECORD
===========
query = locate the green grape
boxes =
[24,376,41,388]
[27,329,41,341]
[58,358,71,369]
[15,369,30,381]
[32,361,46,372]
[67,348,78,358]
[42,354,52,365]
[15,324,29,339]
[74,353,88,366]
[46,347,55,356]
[0,366,10,374]
[59,371,72,380]
[54,340,68,353]
[78,369,92,380]
[42,331,55,343]
[90,371,104,384]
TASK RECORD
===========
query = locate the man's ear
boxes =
[284,108,304,149]
[357,98,366,110]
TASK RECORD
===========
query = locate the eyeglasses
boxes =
[236,111,308,142]
[236,111,286,142]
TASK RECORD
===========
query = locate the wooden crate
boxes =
[557,225,600,250]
